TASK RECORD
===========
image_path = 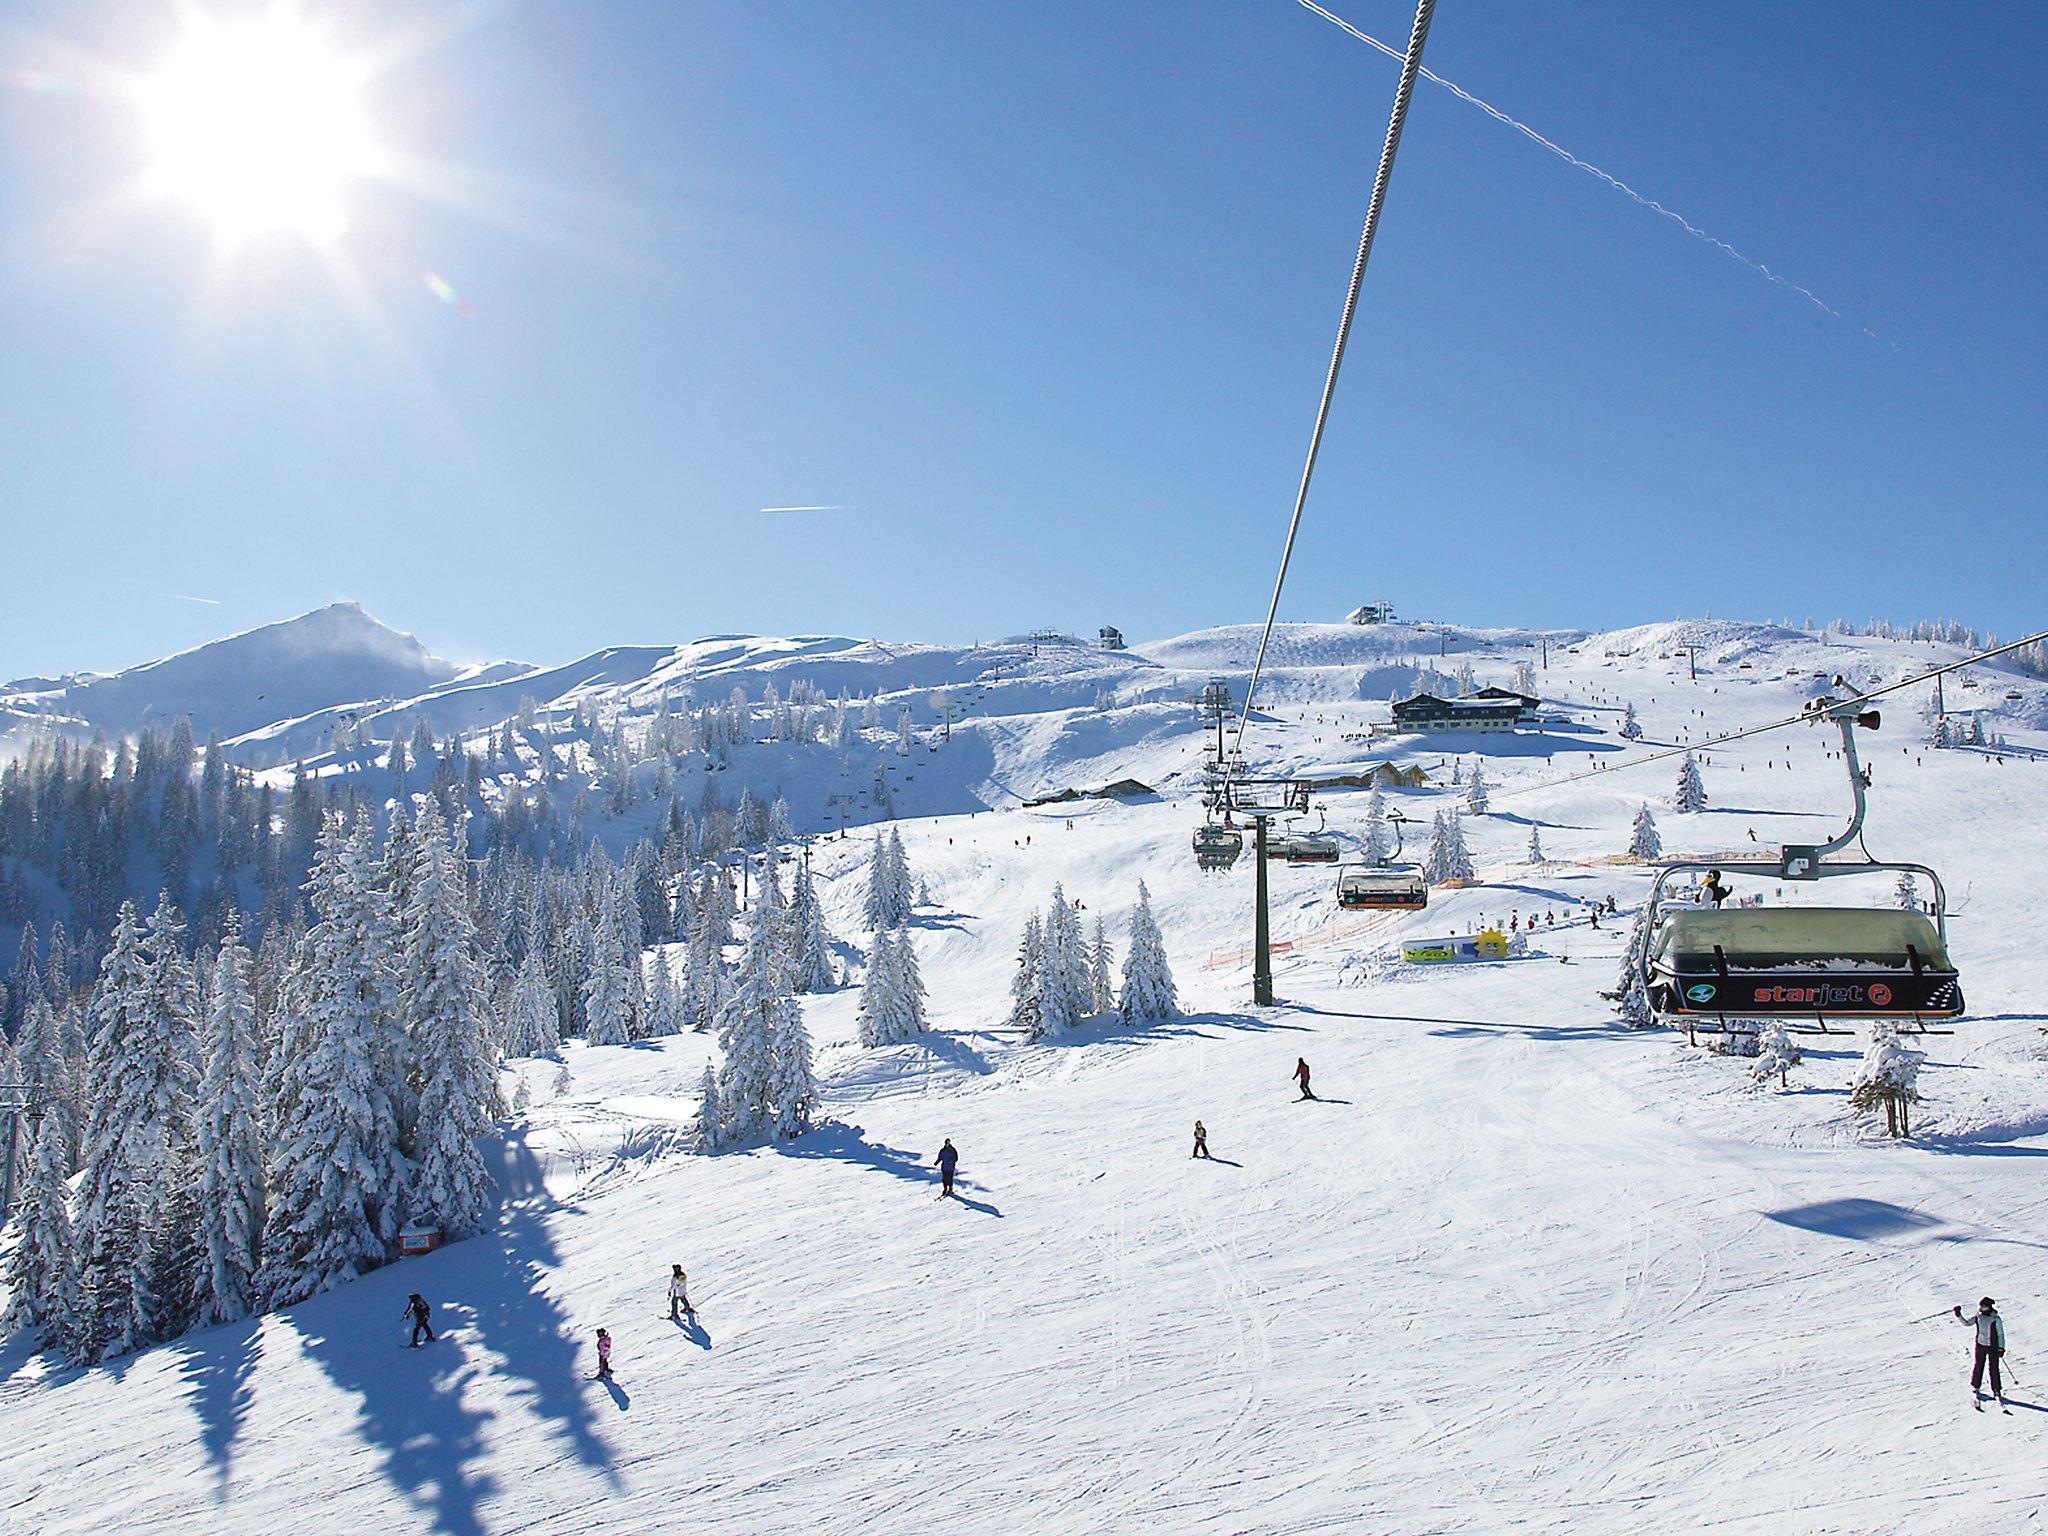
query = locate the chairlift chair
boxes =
[1337,866,1427,910]
[1336,806,1426,907]
[1285,835,1341,865]
[1638,697,1965,1037]
[1192,823,1244,872]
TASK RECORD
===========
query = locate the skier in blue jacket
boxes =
[932,1138,959,1198]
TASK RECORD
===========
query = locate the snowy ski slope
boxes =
[2,619,2046,1535]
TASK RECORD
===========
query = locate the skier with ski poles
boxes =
[668,1265,695,1322]
[1294,1058,1315,1101]
[1957,1299,2008,1407]
[932,1137,959,1198]
[403,1292,435,1347]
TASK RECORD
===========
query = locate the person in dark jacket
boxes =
[404,1293,434,1347]
[933,1138,959,1197]
[1192,1121,1210,1159]
[1957,1298,2008,1403]
[1294,1058,1315,1101]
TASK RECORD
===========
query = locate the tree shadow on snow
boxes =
[1038,1009,1313,1050]
[288,1130,621,1536]
[782,1120,933,1188]
[170,1319,264,1496]
[1292,1002,1636,1045]
[910,1031,993,1075]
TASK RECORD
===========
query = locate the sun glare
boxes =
[138,9,382,247]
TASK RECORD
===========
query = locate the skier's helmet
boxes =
[1981,1297,1997,1311]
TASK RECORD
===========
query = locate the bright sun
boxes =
[139,8,382,247]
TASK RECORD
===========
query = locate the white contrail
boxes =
[168,592,222,605]
[758,504,851,514]
[1297,0,1882,341]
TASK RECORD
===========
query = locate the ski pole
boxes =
[1908,1309,1952,1324]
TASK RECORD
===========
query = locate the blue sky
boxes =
[2,0,2042,677]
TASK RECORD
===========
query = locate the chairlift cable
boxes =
[1235,0,1437,755]
[1489,628,2048,806]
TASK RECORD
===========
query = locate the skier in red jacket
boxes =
[1294,1058,1315,1101]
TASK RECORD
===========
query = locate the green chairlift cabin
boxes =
[1639,697,1965,1038]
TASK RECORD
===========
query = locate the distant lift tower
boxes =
[1219,775,1313,1006]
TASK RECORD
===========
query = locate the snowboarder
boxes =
[669,1265,695,1321]
[1956,1299,2007,1405]
[1192,1120,1210,1159]
[933,1137,959,1198]
[404,1293,435,1347]
[1294,1058,1315,1101]
[595,1327,614,1378]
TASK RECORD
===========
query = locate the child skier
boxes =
[595,1327,614,1379]
[1957,1299,2007,1405]
[403,1293,434,1347]
[1294,1058,1315,1101]
[669,1265,695,1321]
[1192,1121,1210,1159]
[932,1137,959,1198]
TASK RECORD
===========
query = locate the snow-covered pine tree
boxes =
[1526,827,1546,864]
[1628,804,1662,860]
[506,946,561,1056]
[1424,810,1475,883]
[693,866,736,959]
[1848,1021,1924,1137]
[1619,703,1643,741]
[1674,753,1707,813]
[7,990,69,1182]
[764,995,819,1139]
[642,949,684,1037]
[683,930,730,1034]
[789,862,837,993]
[345,812,414,1194]
[1118,881,1179,1024]
[1035,888,1086,1037]
[1362,788,1392,865]
[260,820,408,1311]
[856,930,929,1046]
[401,801,498,1240]
[862,830,915,930]
[1464,763,1490,815]
[861,836,893,930]
[1894,870,1920,910]
[1421,810,1448,883]
[1008,913,1043,1035]
[72,898,198,1361]
[1752,1020,1801,1089]
[714,926,798,1143]
[193,918,265,1326]
[1615,901,1654,1002]
[581,901,636,1046]
[0,1105,77,1352]
[694,1060,722,1152]
[1088,916,1115,1015]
